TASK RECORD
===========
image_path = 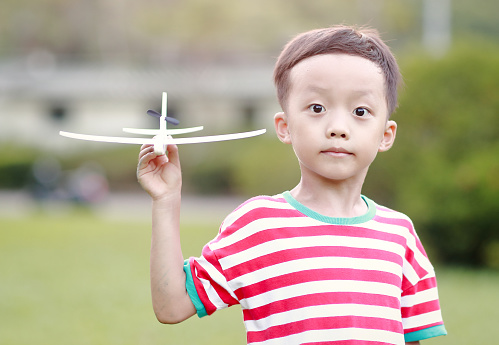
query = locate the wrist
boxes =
[151,190,181,211]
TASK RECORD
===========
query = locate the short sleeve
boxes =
[183,259,208,317]
[184,243,240,318]
[401,225,447,341]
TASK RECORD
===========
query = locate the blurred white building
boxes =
[0,61,278,154]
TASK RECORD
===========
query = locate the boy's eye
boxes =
[353,107,370,117]
[309,104,326,114]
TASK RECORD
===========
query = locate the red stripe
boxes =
[375,215,427,256]
[191,260,239,312]
[234,268,401,300]
[404,246,429,279]
[374,215,413,230]
[405,321,444,334]
[190,259,217,315]
[402,276,437,297]
[304,341,392,345]
[224,246,403,281]
[401,299,441,319]
[247,316,402,343]
[195,248,239,307]
[201,245,224,275]
[216,224,407,261]
[244,291,400,321]
[218,206,304,241]
[232,195,287,213]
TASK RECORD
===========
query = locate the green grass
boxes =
[0,210,497,344]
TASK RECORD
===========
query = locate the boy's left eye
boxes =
[353,107,370,117]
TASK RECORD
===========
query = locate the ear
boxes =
[274,112,291,144]
[378,120,397,152]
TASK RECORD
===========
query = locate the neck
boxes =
[290,174,367,219]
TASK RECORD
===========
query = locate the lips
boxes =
[321,147,352,156]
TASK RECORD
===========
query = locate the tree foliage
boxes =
[4,0,498,64]
[366,41,499,267]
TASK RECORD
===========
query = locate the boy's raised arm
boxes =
[137,143,196,324]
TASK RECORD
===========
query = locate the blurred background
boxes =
[1,0,498,344]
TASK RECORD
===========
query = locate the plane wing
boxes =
[59,128,266,146]
[168,129,266,144]
[122,126,204,135]
[59,131,155,145]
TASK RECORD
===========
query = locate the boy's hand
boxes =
[137,144,182,200]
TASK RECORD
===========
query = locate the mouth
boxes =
[321,147,353,157]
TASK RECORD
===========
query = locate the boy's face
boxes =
[274,53,397,185]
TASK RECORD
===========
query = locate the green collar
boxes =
[282,191,376,225]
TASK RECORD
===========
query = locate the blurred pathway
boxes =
[0,191,245,224]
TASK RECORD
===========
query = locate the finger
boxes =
[165,144,181,169]
[139,143,153,154]
[138,150,164,172]
[137,152,153,172]
[140,143,153,150]
[138,144,154,160]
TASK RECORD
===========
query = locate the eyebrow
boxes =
[304,85,329,94]
[304,85,379,100]
[350,90,380,103]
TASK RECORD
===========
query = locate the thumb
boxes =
[166,144,181,169]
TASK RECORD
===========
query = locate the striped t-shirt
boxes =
[184,192,446,344]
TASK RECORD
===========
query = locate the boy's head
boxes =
[274,26,401,117]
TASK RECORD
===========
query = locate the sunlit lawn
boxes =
[1,209,497,344]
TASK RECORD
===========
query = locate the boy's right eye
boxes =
[309,104,326,114]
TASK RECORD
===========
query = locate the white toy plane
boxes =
[60,92,266,155]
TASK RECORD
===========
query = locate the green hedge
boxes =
[365,40,499,267]
[0,144,38,189]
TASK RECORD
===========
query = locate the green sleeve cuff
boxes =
[405,324,447,342]
[183,259,208,318]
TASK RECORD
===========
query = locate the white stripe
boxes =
[248,327,403,345]
[195,256,238,303]
[401,245,434,287]
[220,197,293,230]
[198,276,229,309]
[371,211,434,274]
[217,214,416,255]
[245,303,401,332]
[228,255,402,291]
[240,280,400,310]
[369,217,435,282]
[401,286,440,307]
[214,216,410,254]
[366,218,412,236]
[214,217,319,250]
[220,235,405,270]
[402,258,423,286]
[402,310,444,329]
[375,207,412,222]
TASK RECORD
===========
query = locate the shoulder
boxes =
[368,198,415,227]
[205,194,294,252]
[220,193,292,232]
[368,198,431,258]
[365,197,423,243]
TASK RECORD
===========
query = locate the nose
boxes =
[326,113,350,139]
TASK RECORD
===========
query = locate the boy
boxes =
[137,26,446,344]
